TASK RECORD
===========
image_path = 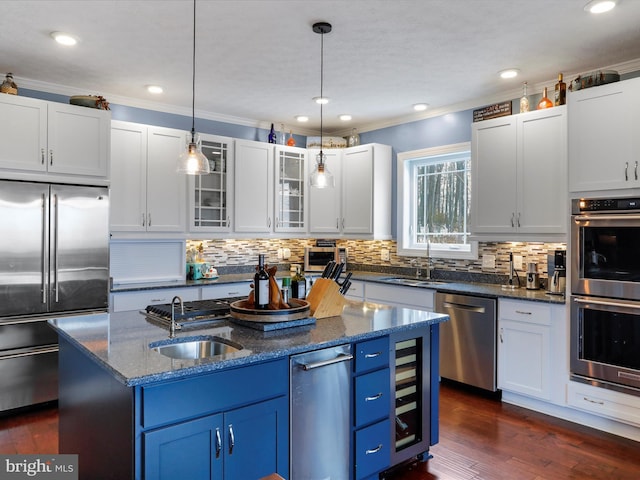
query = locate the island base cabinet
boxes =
[355,419,391,479]
[143,396,287,480]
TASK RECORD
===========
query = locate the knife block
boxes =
[306,278,347,319]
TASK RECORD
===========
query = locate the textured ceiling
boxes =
[2,0,640,135]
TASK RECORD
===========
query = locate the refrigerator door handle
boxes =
[41,193,47,304]
[53,193,59,303]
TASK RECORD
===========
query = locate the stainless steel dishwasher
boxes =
[290,344,352,480]
[436,292,497,391]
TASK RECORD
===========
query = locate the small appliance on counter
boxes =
[526,262,539,290]
[304,240,347,273]
[547,249,566,295]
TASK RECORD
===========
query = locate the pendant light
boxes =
[309,22,335,189]
[176,0,210,175]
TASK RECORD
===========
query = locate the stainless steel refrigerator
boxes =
[0,179,109,412]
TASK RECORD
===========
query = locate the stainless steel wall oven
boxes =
[570,197,640,395]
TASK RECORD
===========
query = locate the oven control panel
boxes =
[573,197,640,213]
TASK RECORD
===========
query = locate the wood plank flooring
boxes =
[1,382,639,479]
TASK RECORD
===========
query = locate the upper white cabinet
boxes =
[471,106,567,238]
[234,139,274,233]
[274,145,308,234]
[0,95,110,182]
[568,77,640,192]
[189,134,234,233]
[309,143,392,239]
[308,149,342,234]
[110,121,187,233]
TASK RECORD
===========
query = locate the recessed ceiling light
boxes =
[146,85,163,94]
[584,0,617,13]
[339,114,352,121]
[499,69,520,79]
[295,115,309,122]
[413,103,429,111]
[313,96,329,105]
[51,31,78,46]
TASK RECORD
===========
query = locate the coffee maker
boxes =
[547,249,566,295]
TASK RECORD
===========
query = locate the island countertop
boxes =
[49,301,448,387]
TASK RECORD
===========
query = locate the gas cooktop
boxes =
[144,297,245,330]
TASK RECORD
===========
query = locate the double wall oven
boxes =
[570,197,640,395]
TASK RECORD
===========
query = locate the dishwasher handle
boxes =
[441,301,486,314]
[299,353,353,371]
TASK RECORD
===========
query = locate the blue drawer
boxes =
[141,359,288,428]
[354,337,389,374]
[355,368,390,427]
[354,419,390,480]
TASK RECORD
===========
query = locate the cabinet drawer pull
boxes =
[583,396,605,406]
[364,351,382,359]
[365,392,383,402]
[228,424,235,455]
[215,428,222,458]
[365,444,383,455]
[515,310,532,315]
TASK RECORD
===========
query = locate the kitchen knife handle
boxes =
[228,424,235,455]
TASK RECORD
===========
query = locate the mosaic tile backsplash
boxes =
[187,239,566,286]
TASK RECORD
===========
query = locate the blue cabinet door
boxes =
[224,396,289,480]
[144,413,224,480]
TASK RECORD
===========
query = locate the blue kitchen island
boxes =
[50,300,448,480]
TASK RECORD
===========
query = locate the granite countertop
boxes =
[111,271,565,304]
[49,301,448,387]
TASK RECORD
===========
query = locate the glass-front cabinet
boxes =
[274,145,307,233]
[189,134,233,232]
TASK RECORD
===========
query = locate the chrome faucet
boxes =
[170,296,184,337]
[410,259,422,278]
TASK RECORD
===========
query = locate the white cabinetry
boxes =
[471,107,567,238]
[200,282,252,300]
[309,144,392,239]
[274,145,308,234]
[567,381,640,428]
[234,139,274,233]
[0,95,109,182]
[189,134,234,233]
[365,283,435,311]
[568,77,640,192]
[110,121,186,233]
[498,299,566,404]
[111,287,199,312]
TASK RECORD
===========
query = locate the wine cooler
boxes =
[389,326,440,466]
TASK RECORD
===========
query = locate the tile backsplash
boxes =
[187,238,566,280]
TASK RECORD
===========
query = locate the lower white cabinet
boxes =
[111,288,199,312]
[567,381,640,428]
[201,282,252,300]
[497,299,566,403]
[365,283,435,311]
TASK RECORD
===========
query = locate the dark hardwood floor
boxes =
[1,382,639,479]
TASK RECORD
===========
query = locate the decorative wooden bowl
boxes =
[229,299,310,323]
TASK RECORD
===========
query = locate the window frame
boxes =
[397,142,478,260]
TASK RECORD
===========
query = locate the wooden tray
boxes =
[229,299,310,323]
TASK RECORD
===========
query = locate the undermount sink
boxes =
[150,336,243,360]
[379,277,447,288]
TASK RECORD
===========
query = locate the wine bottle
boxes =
[254,254,270,309]
[519,82,530,113]
[287,130,296,146]
[554,73,566,106]
[291,265,306,299]
[537,87,553,109]
[268,123,276,144]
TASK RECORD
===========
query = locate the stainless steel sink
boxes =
[379,277,447,287]
[150,336,243,360]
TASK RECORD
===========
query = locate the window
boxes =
[397,142,477,260]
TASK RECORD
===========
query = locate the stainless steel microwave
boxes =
[304,247,347,272]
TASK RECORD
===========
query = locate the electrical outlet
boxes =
[482,254,495,269]
[283,248,291,260]
[514,255,523,270]
[381,249,390,261]
[277,248,283,260]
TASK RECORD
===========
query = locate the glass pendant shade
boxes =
[177,132,210,175]
[309,151,334,188]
